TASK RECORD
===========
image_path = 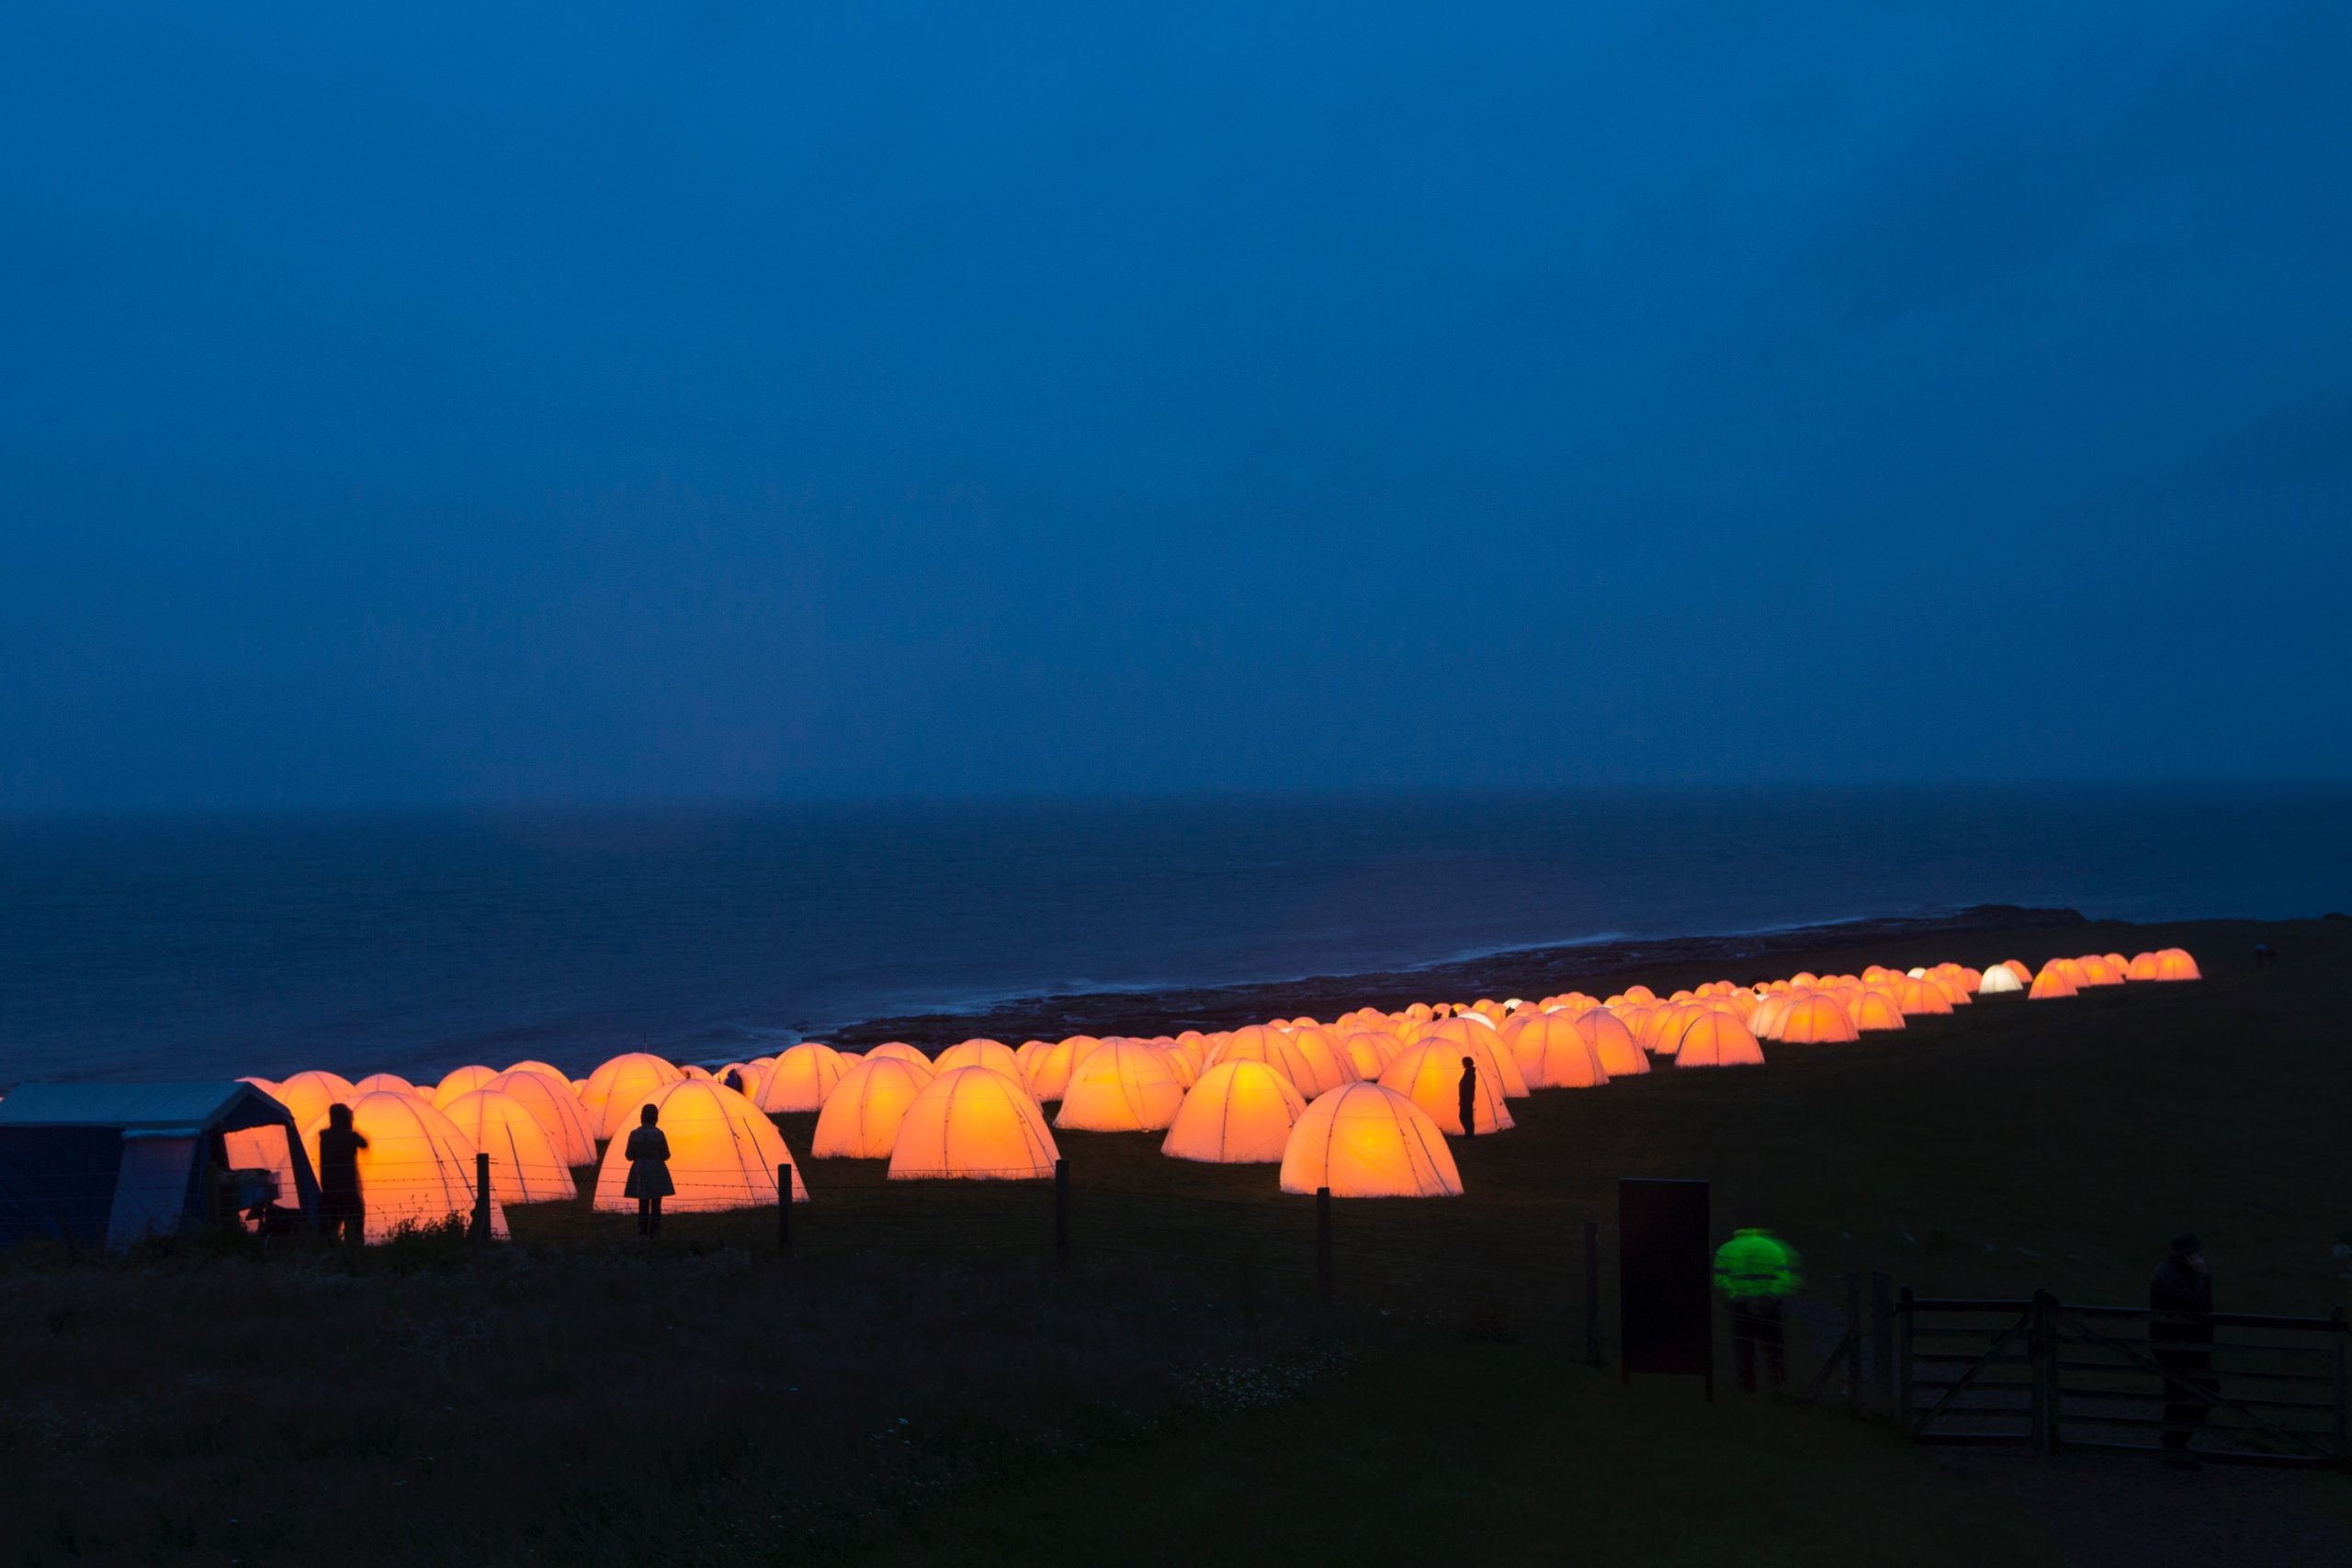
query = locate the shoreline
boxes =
[824,902,2090,1048]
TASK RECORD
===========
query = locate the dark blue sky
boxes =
[5,3,2347,811]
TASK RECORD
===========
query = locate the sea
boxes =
[0,784,2342,1087]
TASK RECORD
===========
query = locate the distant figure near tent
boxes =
[315,1103,368,1246]
[1713,1227,1802,1393]
[625,1103,673,1237]
[2150,1234,2217,1468]
[1456,1056,1476,1141]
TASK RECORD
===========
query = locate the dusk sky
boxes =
[5,2,2347,811]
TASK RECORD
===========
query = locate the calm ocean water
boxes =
[0,786,2342,1086]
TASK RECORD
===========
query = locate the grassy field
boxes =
[2,916,2346,1564]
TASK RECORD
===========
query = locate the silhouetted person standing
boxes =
[315,1102,368,1247]
[2150,1233,2216,1467]
[1457,1055,1477,1136]
[625,1103,673,1237]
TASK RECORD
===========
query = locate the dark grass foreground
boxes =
[3,916,2348,1565]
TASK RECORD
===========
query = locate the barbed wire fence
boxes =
[8,1142,2345,1467]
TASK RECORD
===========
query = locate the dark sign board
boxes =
[1619,1178,1713,1397]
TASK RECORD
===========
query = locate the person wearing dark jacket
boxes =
[625,1103,674,1237]
[2150,1233,2216,1466]
[1456,1056,1478,1137]
[315,1103,368,1246]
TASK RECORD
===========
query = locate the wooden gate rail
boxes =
[1894,1290,2349,1466]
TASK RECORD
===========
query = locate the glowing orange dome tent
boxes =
[1160,1061,1309,1164]
[2075,955,2125,987]
[484,1069,598,1166]
[1215,1024,1324,1093]
[1149,1038,1202,1088]
[1378,1041,1513,1135]
[1021,1036,1092,1101]
[934,1038,1022,1079]
[582,1052,686,1139]
[2127,947,2201,981]
[1340,1031,1403,1079]
[1778,995,1860,1043]
[592,1079,805,1213]
[1280,1027,1358,1097]
[1634,1005,1687,1055]
[1977,964,2024,996]
[431,1065,500,1109]
[1425,1018,1530,1097]
[351,1073,418,1099]
[1574,1009,1648,1076]
[863,1043,933,1071]
[273,1071,359,1140]
[1056,1041,1187,1132]
[1746,992,1795,1041]
[755,1043,849,1114]
[1674,1012,1765,1068]
[811,1057,934,1159]
[328,1090,509,1242]
[1895,978,1953,1016]
[2029,964,2079,999]
[439,1088,577,1203]
[888,1066,1060,1180]
[1502,1010,1608,1089]
[1849,992,1908,1032]
[1279,1083,1461,1198]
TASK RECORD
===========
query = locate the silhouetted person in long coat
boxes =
[1457,1055,1477,1136]
[315,1102,368,1246]
[2150,1233,2216,1467]
[625,1103,673,1237]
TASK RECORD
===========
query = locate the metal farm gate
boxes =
[1894,1290,2350,1465]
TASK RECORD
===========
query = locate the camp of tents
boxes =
[0,947,2199,1245]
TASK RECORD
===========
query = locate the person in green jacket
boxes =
[1714,1227,1802,1392]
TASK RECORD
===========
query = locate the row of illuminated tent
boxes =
[234,945,2197,1230]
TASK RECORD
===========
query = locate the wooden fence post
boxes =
[1583,1220,1603,1367]
[776,1163,792,1254]
[1895,1286,1915,1432]
[469,1152,492,1243]
[2333,1307,2346,1461]
[1054,1158,1069,1268]
[2029,1290,2057,1453]
[1843,1273,1862,1410]
[1871,1271,1894,1417]
[1316,1187,1334,1306]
